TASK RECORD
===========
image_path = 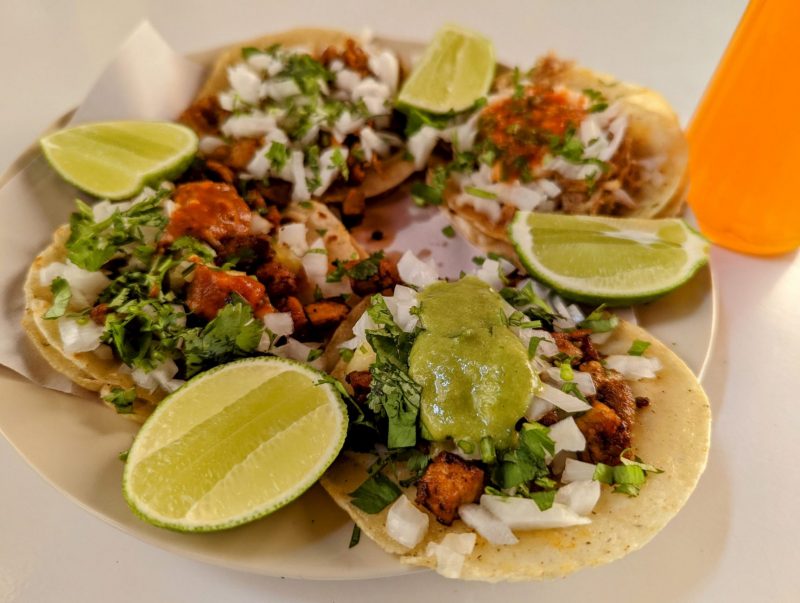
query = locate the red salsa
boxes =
[165,181,252,248]
[478,86,586,182]
[187,263,272,320]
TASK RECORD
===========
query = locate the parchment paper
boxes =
[0,21,205,394]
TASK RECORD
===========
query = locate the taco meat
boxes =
[415,451,485,526]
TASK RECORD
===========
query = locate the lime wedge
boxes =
[40,121,197,200]
[398,24,495,113]
[508,212,709,305]
[123,357,347,532]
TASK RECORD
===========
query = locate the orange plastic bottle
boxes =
[687,0,800,255]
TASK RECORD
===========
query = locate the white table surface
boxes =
[3,1,799,601]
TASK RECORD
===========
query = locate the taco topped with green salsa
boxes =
[319,254,710,581]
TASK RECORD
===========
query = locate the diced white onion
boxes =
[368,50,399,93]
[335,68,361,94]
[250,214,272,235]
[277,223,308,258]
[41,261,110,309]
[480,495,591,530]
[407,126,440,170]
[290,150,310,201]
[547,417,587,454]
[386,495,429,549]
[425,533,476,579]
[535,382,592,413]
[131,358,179,392]
[312,147,349,196]
[384,285,419,332]
[271,338,324,369]
[58,317,104,354]
[333,110,365,141]
[473,258,506,291]
[604,354,662,380]
[561,458,598,484]
[544,367,597,396]
[226,63,261,105]
[340,310,378,350]
[397,250,438,288]
[247,52,284,76]
[260,78,301,101]
[525,394,555,421]
[262,312,294,338]
[527,329,559,357]
[458,504,518,545]
[359,126,389,161]
[221,112,277,138]
[554,480,601,516]
[199,136,225,155]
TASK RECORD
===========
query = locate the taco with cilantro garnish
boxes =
[319,265,710,581]
[179,28,417,222]
[22,180,399,420]
[407,55,688,261]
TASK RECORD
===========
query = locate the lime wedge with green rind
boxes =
[123,357,347,532]
[508,211,710,306]
[398,24,495,113]
[40,121,197,200]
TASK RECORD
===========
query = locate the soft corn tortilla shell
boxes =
[196,27,416,200]
[320,319,710,581]
[443,62,689,254]
[22,201,362,422]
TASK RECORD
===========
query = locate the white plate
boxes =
[0,36,715,581]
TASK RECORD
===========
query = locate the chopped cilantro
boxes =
[103,386,136,414]
[561,381,587,402]
[627,339,651,356]
[527,336,544,359]
[182,298,264,378]
[331,147,349,180]
[495,423,554,489]
[241,46,261,60]
[480,436,497,464]
[265,141,289,172]
[66,190,169,271]
[348,472,401,514]
[338,348,354,362]
[410,182,443,207]
[582,88,609,113]
[559,362,574,381]
[327,251,384,283]
[306,348,323,362]
[44,277,71,319]
[578,305,619,333]
[348,524,361,548]
[530,489,556,512]
[464,186,497,200]
[365,295,421,449]
[441,225,456,238]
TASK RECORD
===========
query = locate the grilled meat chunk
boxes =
[215,235,271,272]
[415,451,485,525]
[552,329,600,364]
[304,300,350,328]
[575,401,630,465]
[349,258,400,296]
[256,260,300,299]
[345,370,372,405]
[580,360,636,430]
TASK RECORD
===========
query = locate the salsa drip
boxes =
[478,86,587,182]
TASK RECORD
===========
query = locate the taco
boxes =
[319,261,710,581]
[23,180,399,420]
[407,55,688,260]
[178,28,416,220]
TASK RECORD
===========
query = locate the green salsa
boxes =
[409,276,537,449]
